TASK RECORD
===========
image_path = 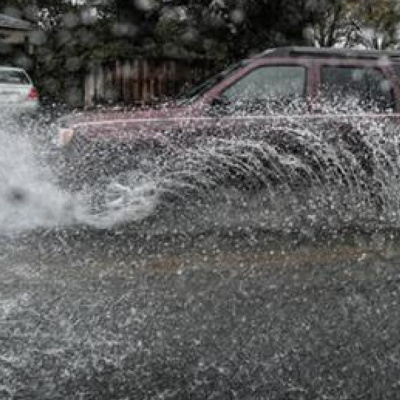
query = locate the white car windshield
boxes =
[0,69,30,84]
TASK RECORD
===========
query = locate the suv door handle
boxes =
[309,102,323,113]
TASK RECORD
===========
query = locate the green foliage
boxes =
[357,0,400,49]
[10,1,116,104]
[308,0,400,49]
[5,0,400,105]
[114,0,312,61]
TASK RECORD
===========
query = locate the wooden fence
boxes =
[84,58,213,107]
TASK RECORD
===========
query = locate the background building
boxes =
[0,12,34,60]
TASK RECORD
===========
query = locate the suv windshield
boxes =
[176,60,249,104]
[0,70,30,85]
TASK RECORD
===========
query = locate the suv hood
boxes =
[70,104,203,127]
[58,103,207,142]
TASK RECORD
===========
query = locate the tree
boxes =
[307,0,400,49]
[306,0,354,47]
[0,0,119,104]
[133,0,314,61]
[355,0,400,49]
[232,0,312,57]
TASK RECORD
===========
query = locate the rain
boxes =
[2,1,400,399]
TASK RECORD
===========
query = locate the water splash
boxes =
[2,105,400,234]
[0,120,74,232]
[105,115,400,233]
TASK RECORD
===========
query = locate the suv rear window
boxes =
[320,66,394,111]
[0,70,30,85]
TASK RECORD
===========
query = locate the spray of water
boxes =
[2,103,400,234]
[0,118,74,232]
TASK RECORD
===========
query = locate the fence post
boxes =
[132,59,139,102]
[84,67,95,107]
[122,60,131,103]
[142,59,148,103]
[115,60,122,101]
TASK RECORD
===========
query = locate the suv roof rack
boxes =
[255,46,400,60]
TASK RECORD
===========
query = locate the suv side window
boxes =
[320,66,394,112]
[221,65,306,112]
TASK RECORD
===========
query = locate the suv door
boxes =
[220,64,308,113]
[314,60,398,114]
[200,59,312,139]
[207,60,312,114]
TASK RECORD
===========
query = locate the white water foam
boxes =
[0,125,74,232]
[2,106,400,234]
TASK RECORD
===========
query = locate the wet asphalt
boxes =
[2,225,400,400]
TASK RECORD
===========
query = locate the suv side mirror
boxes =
[211,95,230,107]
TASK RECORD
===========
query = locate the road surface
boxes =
[1,226,400,399]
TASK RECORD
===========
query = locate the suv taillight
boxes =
[27,87,38,101]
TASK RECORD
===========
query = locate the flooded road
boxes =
[2,115,400,398]
[2,227,400,399]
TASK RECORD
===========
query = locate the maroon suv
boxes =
[55,46,400,195]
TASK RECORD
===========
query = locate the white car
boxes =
[0,66,39,115]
